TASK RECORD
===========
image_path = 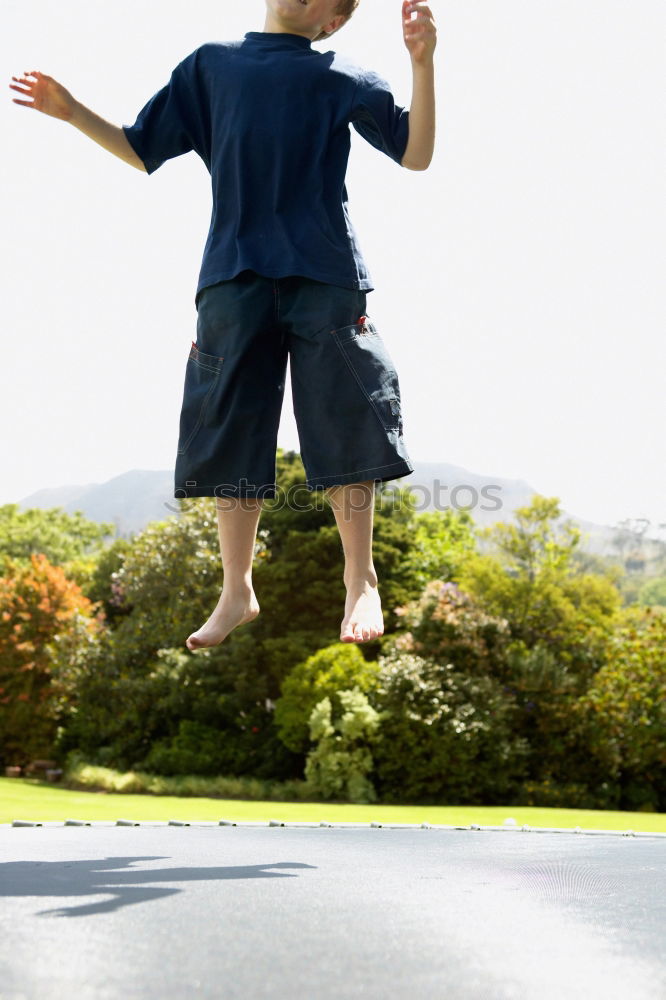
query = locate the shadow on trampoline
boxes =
[0,856,318,918]
[1,827,664,998]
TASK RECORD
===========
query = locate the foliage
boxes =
[0,554,105,765]
[274,642,380,753]
[142,719,255,777]
[371,651,530,804]
[108,509,224,665]
[80,536,134,626]
[484,495,583,579]
[456,495,621,680]
[574,605,666,810]
[496,638,615,800]
[56,448,430,779]
[374,497,627,805]
[397,507,478,593]
[21,467,657,809]
[513,778,617,810]
[638,575,666,608]
[304,689,380,803]
[372,574,607,803]
[62,752,314,801]
[385,579,512,678]
[56,640,300,779]
[0,504,114,572]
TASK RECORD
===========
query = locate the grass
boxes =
[2,778,665,832]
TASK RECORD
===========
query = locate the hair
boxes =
[312,0,360,43]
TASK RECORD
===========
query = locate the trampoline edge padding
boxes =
[4,820,665,838]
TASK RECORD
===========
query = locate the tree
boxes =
[574,605,666,811]
[384,499,627,802]
[81,536,135,627]
[0,504,114,572]
[455,495,621,678]
[638,576,666,608]
[399,507,477,593]
[0,554,105,765]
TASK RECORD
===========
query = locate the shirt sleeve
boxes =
[349,70,410,165]
[122,49,204,174]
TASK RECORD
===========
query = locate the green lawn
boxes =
[1,778,664,832]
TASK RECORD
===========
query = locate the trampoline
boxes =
[1,820,664,999]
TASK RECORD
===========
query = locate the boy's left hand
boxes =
[402,1,437,65]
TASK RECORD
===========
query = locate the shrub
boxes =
[372,651,530,804]
[385,579,512,678]
[274,643,380,753]
[573,606,666,811]
[513,778,620,811]
[141,719,235,777]
[304,689,380,803]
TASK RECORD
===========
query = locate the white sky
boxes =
[2,0,664,529]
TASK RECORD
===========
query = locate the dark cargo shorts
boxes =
[174,270,414,499]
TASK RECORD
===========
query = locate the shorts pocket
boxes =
[177,341,224,455]
[330,319,403,433]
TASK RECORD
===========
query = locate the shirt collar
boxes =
[244,31,313,50]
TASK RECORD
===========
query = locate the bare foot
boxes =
[186,587,260,651]
[340,577,385,643]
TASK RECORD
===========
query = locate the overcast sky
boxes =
[2,0,664,531]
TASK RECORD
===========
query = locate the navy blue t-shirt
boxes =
[122,32,409,305]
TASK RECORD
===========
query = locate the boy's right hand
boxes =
[9,70,76,122]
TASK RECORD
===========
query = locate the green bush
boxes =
[513,778,620,810]
[304,689,380,803]
[274,643,380,753]
[141,719,236,777]
[574,606,666,811]
[456,496,621,682]
[372,652,530,804]
[497,639,600,788]
[58,643,302,780]
[638,576,666,608]
[63,752,314,801]
[385,579,512,677]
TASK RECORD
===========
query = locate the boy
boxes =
[10,0,436,649]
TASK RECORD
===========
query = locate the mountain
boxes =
[15,463,625,557]
[17,469,177,540]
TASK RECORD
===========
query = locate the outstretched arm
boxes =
[401,1,437,171]
[9,70,146,172]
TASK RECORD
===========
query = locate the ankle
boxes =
[343,569,379,589]
[222,577,254,597]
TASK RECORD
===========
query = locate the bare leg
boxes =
[326,480,384,643]
[186,497,262,651]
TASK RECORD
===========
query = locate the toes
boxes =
[341,621,384,643]
[340,623,356,642]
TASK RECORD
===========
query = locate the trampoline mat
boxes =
[1,823,664,999]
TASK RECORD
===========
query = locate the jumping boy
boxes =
[10,0,436,649]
